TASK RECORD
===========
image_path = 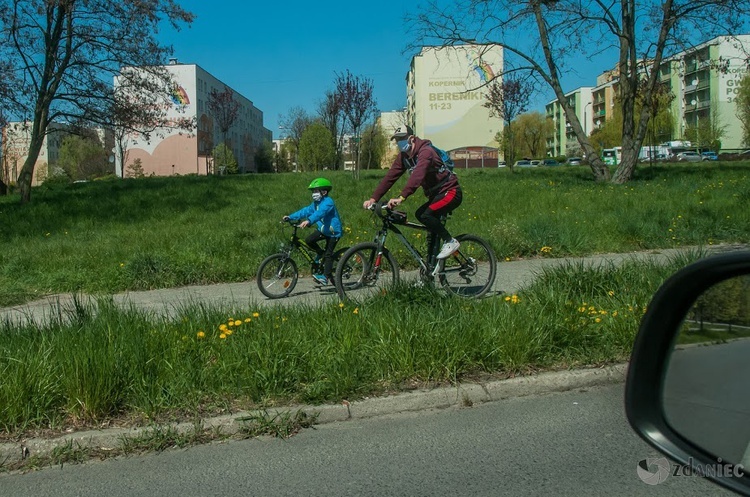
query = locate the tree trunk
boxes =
[17,134,45,204]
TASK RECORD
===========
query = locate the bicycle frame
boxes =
[282,222,321,269]
[370,206,444,278]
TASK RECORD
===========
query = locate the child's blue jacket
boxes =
[288,197,343,238]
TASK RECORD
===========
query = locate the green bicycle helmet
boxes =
[308,177,333,190]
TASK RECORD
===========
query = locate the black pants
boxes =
[415,187,463,243]
[305,230,339,278]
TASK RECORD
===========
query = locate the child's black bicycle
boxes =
[256,220,353,299]
[334,204,496,302]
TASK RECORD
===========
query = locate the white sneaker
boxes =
[437,238,460,259]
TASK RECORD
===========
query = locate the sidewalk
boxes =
[1,244,745,326]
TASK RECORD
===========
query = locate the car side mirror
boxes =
[626,251,750,495]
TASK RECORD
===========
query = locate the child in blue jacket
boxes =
[283,177,343,285]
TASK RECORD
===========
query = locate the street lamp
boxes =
[584,102,593,136]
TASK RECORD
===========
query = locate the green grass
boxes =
[0,163,748,307]
[0,163,748,441]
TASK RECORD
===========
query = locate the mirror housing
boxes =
[626,251,750,495]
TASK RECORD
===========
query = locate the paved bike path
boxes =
[1,245,745,327]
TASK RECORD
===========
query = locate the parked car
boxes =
[512,159,534,167]
[542,159,560,166]
[565,157,583,165]
[626,251,750,496]
[701,151,719,161]
[676,151,702,162]
[498,160,507,168]
[529,160,541,167]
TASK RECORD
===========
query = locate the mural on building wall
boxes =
[418,45,504,150]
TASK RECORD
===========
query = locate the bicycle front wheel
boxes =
[335,242,399,302]
[438,234,496,298]
[257,253,298,299]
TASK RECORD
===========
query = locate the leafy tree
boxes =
[483,75,534,171]
[0,0,194,203]
[334,70,377,179]
[254,140,275,173]
[126,158,145,178]
[298,122,336,171]
[410,1,750,184]
[213,143,238,175]
[513,112,552,159]
[57,134,112,181]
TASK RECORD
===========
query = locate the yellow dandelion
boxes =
[244,318,252,323]
[353,308,359,314]
[607,290,615,296]
[595,318,602,323]
[612,311,618,317]
[339,302,345,308]
[197,331,205,339]
[504,296,511,302]
[253,312,260,318]
[219,324,228,331]
[219,333,227,339]
[225,329,233,336]
[234,320,242,326]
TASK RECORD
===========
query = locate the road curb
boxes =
[0,363,628,466]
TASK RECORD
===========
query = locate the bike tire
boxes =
[334,242,399,302]
[438,234,496,298]
[257,253,299,299]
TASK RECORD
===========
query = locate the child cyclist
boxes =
[283,177,343,285]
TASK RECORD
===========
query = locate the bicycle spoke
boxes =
[439,235,496,298]
[335,243,399,302]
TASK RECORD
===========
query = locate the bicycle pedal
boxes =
[430,265,441,278]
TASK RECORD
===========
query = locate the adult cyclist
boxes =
[362,124,462,260]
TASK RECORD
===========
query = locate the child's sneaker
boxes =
[312,274,329,285]
[437,238,460,259]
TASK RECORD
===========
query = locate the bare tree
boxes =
[483,75,535,171]
[334,70,378,179]
[279,106,312,172]
[410,1,750,183]
[317,90,345,170]
[207,85,240,173]
[0,0,194,203]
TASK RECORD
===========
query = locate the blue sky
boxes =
[161,1,603,139]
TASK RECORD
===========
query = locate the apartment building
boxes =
[545,87,594,158]
[115,59,272,177]
[545,34,750,155]
[1,122,78,186]
[404,44,504,167]
[663,35,750,149]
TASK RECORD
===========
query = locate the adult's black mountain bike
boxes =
[334,204,496,302]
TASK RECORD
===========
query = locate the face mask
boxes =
[312,192,323,202]
[397,139,411,154]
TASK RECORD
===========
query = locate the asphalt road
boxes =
[0,384,732,497]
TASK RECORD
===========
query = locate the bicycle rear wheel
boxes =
[438,234,496,298]
[335,242,399,302]
[257,253,298,298]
